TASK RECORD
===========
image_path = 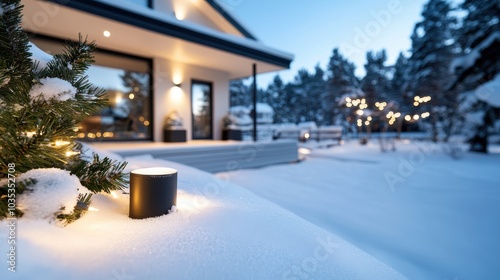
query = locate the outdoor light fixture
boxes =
[173,83,182,88]
[129,167,178,219]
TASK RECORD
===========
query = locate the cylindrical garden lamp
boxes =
[129,167,177,219]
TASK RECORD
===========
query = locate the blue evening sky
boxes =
[222,0,432,86]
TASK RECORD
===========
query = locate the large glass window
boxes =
[28,35,153,141]
[191,80,213,139]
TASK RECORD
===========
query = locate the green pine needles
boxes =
[0,0,128,224]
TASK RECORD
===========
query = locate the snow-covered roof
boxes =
[256,102,273,113]
[63,0,294,67]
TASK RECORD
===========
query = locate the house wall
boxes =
[154,57,230,141]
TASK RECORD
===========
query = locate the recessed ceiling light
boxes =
[103,30,111,37]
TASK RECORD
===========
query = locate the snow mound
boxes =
[29,78,77,102]
[16,168,81,220]
[0,151,406,280]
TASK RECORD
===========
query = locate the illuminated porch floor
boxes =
[91,140,299,173]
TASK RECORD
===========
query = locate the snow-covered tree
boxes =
[0,0,127,223]
[450,0,500,152]
[361,50,390,107]
[229,78,251,107]
[405,0,458,141]
[388,52,409,108]
[325,48,362,125]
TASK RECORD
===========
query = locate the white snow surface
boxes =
[0,152,405,279]
[220,140,500,280]
[28,42,53,70]
[451,31,500,72]
[29,78,76,102]
[475,74,500,107]
[0,168,82,220]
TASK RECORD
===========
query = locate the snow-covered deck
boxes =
[91,140,299,173]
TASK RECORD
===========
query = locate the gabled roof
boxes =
[205,0,257,40]
[39,0,293,71]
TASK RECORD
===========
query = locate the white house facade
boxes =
[21,0,293,142]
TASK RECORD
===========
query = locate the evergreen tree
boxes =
[405,0,458,141]
[388,52,409,108]
[266,75,288,123]
[0,0,127,223]
[229,78,251,107]
[361,50,390,107]
[451,0,500,152]
[326,48,362,126]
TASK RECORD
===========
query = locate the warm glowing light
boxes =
[414,96,420,101]
[66,151,80,157]
[356,110,364,116]
[367,116,372,121]
[103,132,114,138]
[298,147,311,155]
[144,120,150,126]
[357,123,362,127]
[110,191,119,199]
[24,131,37,138]
[103,30,111,37]
[346,103,352,108]
[88,206,99,212]
[361,98,366,104]
[77,133,85,138]
[394,112,401,118]
[304,132,310,139]
[129,93,135,100]
[405,115,411,121]
[87,133,96,139]
[365,121,370,126]
[421,112,430,118]
[115,94,123,105]
[96,132,102,138]
[413,102,419,106]
[375,102,380,107]
[345,97,352,103]
[413,115,420,120]
[54,140,70,146]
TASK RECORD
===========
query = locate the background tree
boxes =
[325,48,362,126]
[405,0,458,141]
[361,50,390,107]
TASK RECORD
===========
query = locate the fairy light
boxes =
[405,115,411,121]
[356,110,364,116]
[413,114,420,120]
[54,140,70,146]
[65,151,80,157]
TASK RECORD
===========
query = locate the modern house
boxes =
[21,0,293,142]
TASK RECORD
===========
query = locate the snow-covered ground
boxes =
[219,140,500,280]
[0,150,405,279]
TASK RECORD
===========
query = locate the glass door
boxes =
[191,80,213,139]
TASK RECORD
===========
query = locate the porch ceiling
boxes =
[21,0,292,79]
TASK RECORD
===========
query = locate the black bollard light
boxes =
[129,167,177,219]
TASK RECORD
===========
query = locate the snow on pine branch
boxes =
[28,42,53,70]
[29,77,77,102]
[450,32,500,72]
[476,74,500,108]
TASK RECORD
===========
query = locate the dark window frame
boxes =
[27,33,155,142]
[191,79,213,140]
